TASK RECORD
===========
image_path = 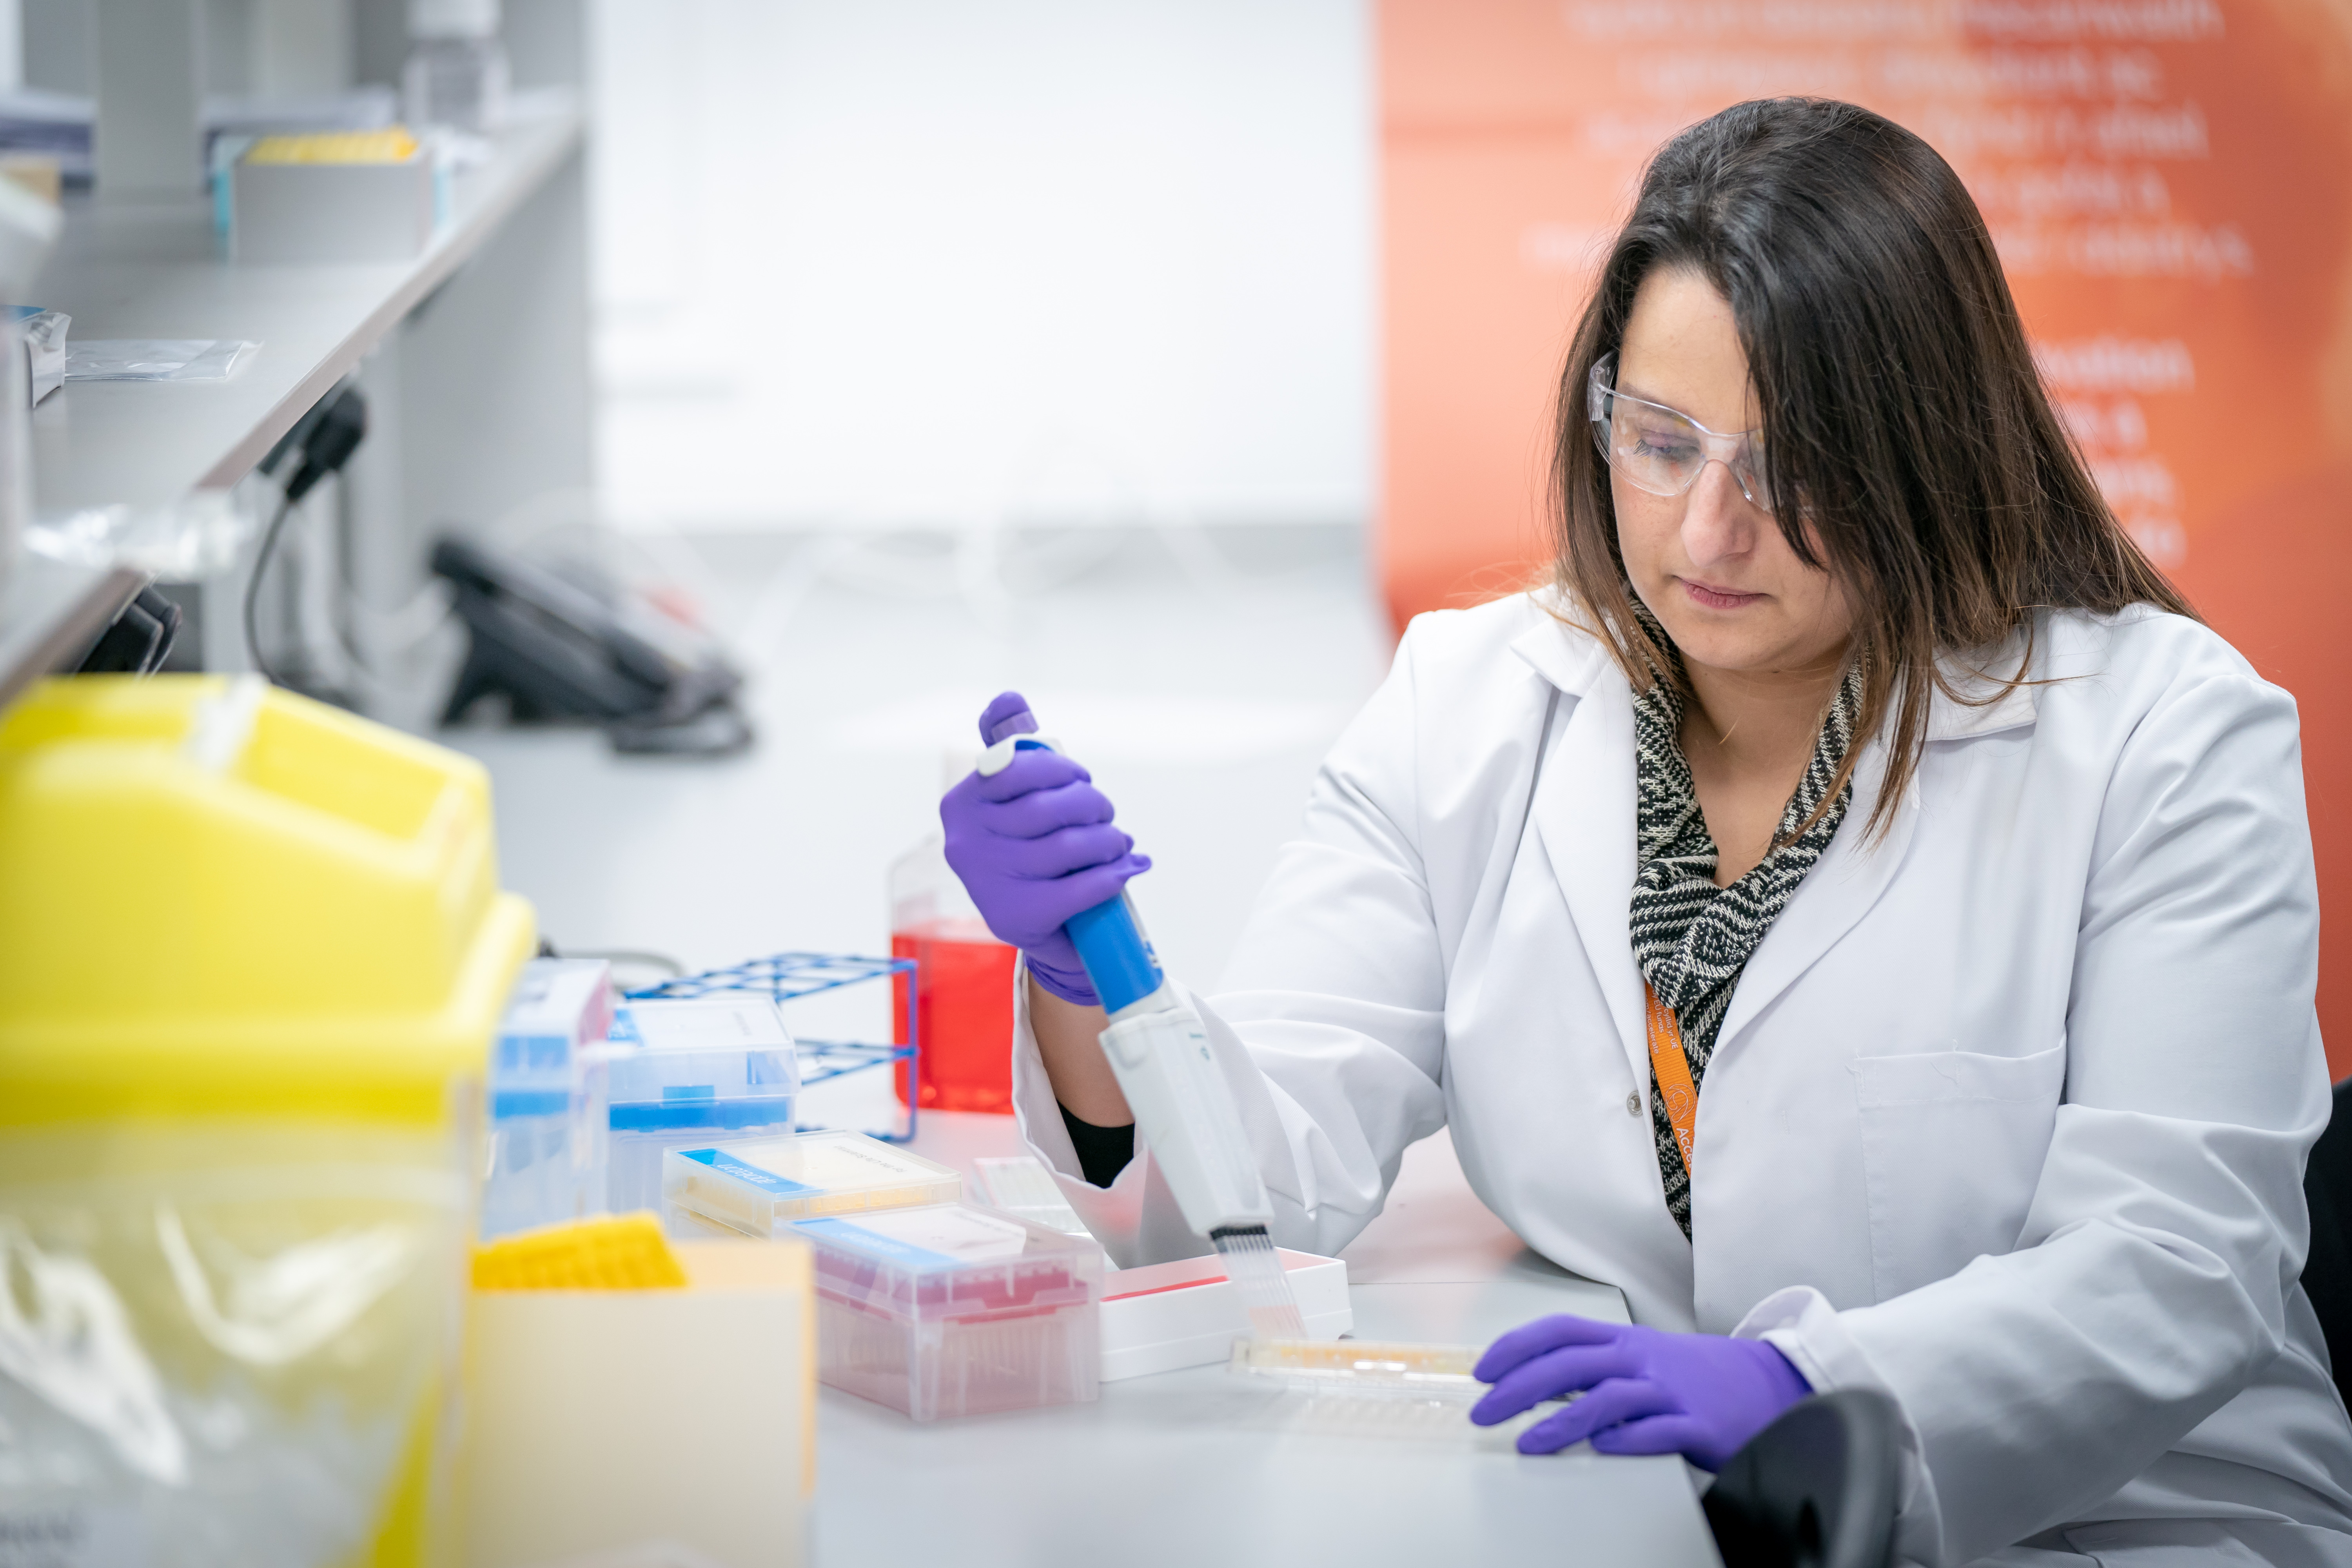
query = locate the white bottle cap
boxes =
[409,0,499,39]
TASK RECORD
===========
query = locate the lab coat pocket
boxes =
[1851,1046,2065,1301]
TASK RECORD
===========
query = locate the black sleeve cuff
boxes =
[1058,1102,1136,1189]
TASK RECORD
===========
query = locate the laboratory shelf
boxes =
[23,91,584,515]
[626,951,922,1141]
[0,555,141,712]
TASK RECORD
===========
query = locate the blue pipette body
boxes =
[1064,897,1162,1016]
[1005,736,1165,1016]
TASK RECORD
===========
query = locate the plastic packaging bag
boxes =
[65,339,259,382]
[25,490,256,577]
[0,1124,470,1568]
[12,307,68,401]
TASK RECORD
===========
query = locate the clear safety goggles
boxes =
[1588,354,1774,510]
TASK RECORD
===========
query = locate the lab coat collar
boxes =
[1508,592,2032,1082]
[1923,630,2039,742]
[1519,650,1927,1107]
[1507,592,1622,699]
[1689,635,2033,1060]
[1710,731,1920,1061]
[1714,637,2050,1053]
[1523,652,1654,1109]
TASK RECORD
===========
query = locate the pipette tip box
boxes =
[1099,1249,1349,1381]
[482,958,615,1240]
[230,132,444,264]
[663,1131,962,1237]
[605,998,801,1217]
[793,1201,1103,1421]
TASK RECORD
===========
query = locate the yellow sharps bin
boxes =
[0,675,534,1566]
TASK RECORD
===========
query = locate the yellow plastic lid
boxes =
[0,676,534,1127]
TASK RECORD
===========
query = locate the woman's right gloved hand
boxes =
[940,691,1150,1008]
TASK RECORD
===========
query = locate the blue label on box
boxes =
[683,1147,817,1196]
[490,1088,570,1120]
[495,1030,572,1074]
[609,1097,793,1132]
[793,1216,960,1272]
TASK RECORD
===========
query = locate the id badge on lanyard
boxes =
[1644,983,1698,1172]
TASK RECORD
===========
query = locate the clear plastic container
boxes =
[605,998,800,1215]
[483,958,614,1240]
[403,36,508,134]
[794,1202,1102,1421]
[663,1130,961,1237]
[404,0,507,134]
[483,1094,570,1238]
[973,1153,1091,1238]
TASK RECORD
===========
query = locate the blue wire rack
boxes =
[624,951,920,1142]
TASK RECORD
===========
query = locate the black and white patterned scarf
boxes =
[1630,638,1865,1238]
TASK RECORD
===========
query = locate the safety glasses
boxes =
[1588,354,1773,510]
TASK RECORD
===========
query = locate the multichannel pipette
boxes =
[977,730,1307,1340]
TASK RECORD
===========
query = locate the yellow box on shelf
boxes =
[0,673,535,1566]
[231,126,441,263]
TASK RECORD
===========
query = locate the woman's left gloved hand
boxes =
[1470,1313,1811,1470]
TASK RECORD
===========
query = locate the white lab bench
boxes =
[815,1114,1724,1567]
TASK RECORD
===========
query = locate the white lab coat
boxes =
[1010,591,2352,1566]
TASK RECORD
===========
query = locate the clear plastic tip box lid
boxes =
[483,958,614,1240]
[664,1131,961,1238]
[793,1202,1103,1421]
[496,958,615,1084]
[608,998,800,1098]
[604,998,801,1214]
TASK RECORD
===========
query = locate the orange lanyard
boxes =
[1644,983,1698,1174]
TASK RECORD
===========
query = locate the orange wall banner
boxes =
[1381,0,2352,1069]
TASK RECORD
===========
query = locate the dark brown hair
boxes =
[1552,98,2194,836]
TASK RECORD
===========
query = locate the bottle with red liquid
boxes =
[889,833,1017,1114]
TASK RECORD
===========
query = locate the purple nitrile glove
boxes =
[978,691,1039,747]
[940,690,1150,1008]
[1470,1314,1811,1471]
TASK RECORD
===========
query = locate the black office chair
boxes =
[1704,1389,1901,1568]
[2301,1079,2352,1407]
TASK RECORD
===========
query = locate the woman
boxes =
[942,99,2352,1564]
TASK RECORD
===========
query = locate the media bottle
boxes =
[887,830,1016,1114]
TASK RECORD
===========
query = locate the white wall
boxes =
[587,0,1373,532]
